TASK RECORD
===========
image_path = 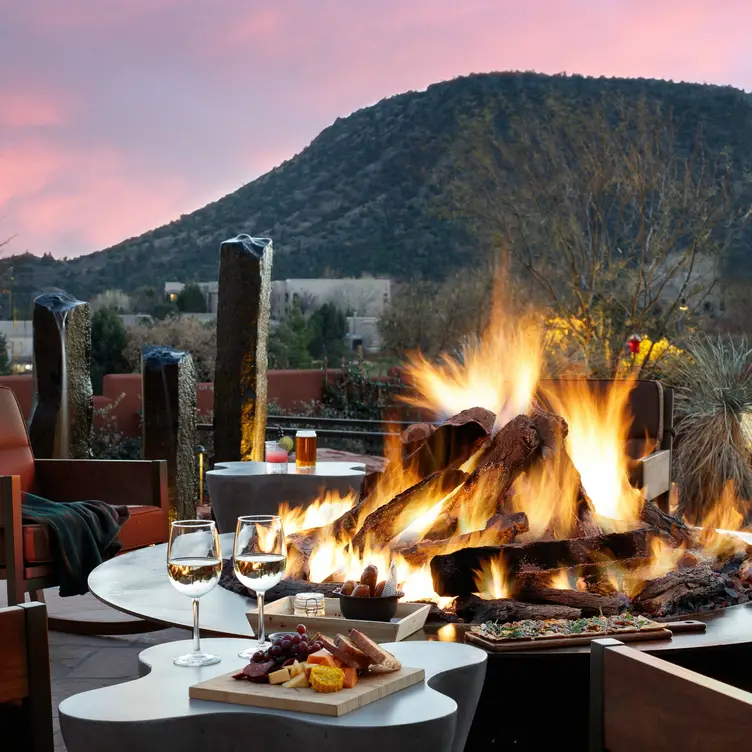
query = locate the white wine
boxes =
[234,553,287,592]
[167,557,221,597]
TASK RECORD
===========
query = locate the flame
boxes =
[473,557,509,600]
[542,378,643,521]
[550,570,576,590]
[279,490,358,536]
[401,280,542,431]
[697,481,748,559]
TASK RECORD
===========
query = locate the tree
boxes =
[308,303,347,360]
[0,332,11,375]
[379,265,495,358]
[176,283,207,313]
[91,289,132,313]
[90,309,130,393]
[445,94,750,376]
[269,300,313,369]
[124,316,216,381]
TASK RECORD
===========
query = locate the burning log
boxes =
[632,565,732,617]
[402,407,495,477]
[395,512,529,568]
[350,469,467,552]
[424,415,541,540]
[454,594,581,624]
[430,529,650,596]
[639,500,699,548]
[515,583,629,616]
[530,406,603,538]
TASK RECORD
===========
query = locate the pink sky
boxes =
[2,0,752,259]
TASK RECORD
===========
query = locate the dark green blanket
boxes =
[22,493,130,597]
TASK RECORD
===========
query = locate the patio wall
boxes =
[0,370,336,437]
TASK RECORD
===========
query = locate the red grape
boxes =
[289,644,299,655]
[297,643,309,658]
[270,645,282,657]
[281,639,292,651]
[273,638,283,648]
[300,633,309,642]
[296,624,307,634]
[291,634,301,645]
[252,651,265,663]
[313,641,323,652]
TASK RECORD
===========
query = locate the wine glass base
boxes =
[238,642,268,660]
[173,651,221,667]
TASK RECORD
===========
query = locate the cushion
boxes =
[0,505,168,565]
[0,387,36,494]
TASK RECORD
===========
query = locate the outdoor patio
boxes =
[0,584,187,752]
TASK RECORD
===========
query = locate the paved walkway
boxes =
[1,585,190,752]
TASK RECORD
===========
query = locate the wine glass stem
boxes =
[257,592,265,648]
[192,598,201,654]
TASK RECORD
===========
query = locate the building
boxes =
[0,320,33,371]
[164,278,391,320]
[164,282,219,313]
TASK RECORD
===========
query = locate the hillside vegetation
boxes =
[2,71,752,308]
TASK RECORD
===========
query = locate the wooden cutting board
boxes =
[189,666,425,717]
[464,619,706,653]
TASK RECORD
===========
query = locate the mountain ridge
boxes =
[2,71,752,308]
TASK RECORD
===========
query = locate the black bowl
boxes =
[336,591,404,622]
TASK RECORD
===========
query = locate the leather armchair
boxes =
[0,386,168,607]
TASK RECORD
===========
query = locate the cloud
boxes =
[1,0,751,259]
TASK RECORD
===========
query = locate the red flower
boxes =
[628,335,641,355]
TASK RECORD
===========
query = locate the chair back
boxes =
[590,638,752,751]
[0,387,36,493]
[0,602,53,751]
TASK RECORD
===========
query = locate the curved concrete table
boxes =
[59,638,487,752]
[207,461,366,533]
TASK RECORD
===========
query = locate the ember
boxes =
[271,297,752,625]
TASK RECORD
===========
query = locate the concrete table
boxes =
[207,461,366,533]
[59,638,487,752]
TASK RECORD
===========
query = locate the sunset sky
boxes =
[3,0,752,259]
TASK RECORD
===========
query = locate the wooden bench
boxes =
[590,637,752,751]
[0,601,53,752]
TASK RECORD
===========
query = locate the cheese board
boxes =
[255,597,431,643]
[464,616,706,653]
[189,665,425,716]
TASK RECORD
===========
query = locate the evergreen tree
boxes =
[176,283,207,313]
[269,300,313,369]
[91,308,130,393]
[308,303,347,359]
[0,332,11,375]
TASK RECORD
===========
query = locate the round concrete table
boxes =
[206,461,366,534]
[59,638,487,752]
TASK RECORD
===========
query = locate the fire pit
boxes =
[221,391,752,628]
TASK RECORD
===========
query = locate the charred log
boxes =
[632,564,731,617]
[430,529,650,596]
[454,594,581,624]
[395,512,529,568]
[351,469,467,552]
[424,414,540,540]
[402,407,495,477]
[515,583,629,616]
[640,500,698,548]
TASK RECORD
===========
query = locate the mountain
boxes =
[3,71,752,309]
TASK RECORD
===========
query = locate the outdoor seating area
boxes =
[3,241,752,752]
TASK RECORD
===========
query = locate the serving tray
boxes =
[252,597,431,643]
[189,665,425,716]
[465,619,706,653]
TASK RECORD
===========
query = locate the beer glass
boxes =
[295,429,317,468]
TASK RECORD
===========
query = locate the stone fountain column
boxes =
[29,292,93,459]
[141,345,198,521]
[213,235,273,463]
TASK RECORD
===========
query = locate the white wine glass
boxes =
[166,520,222,667]
[234,515,287,660]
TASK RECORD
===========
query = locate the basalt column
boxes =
[213,234,273,462]
[142,345,198,520]
[29,292,93,459]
